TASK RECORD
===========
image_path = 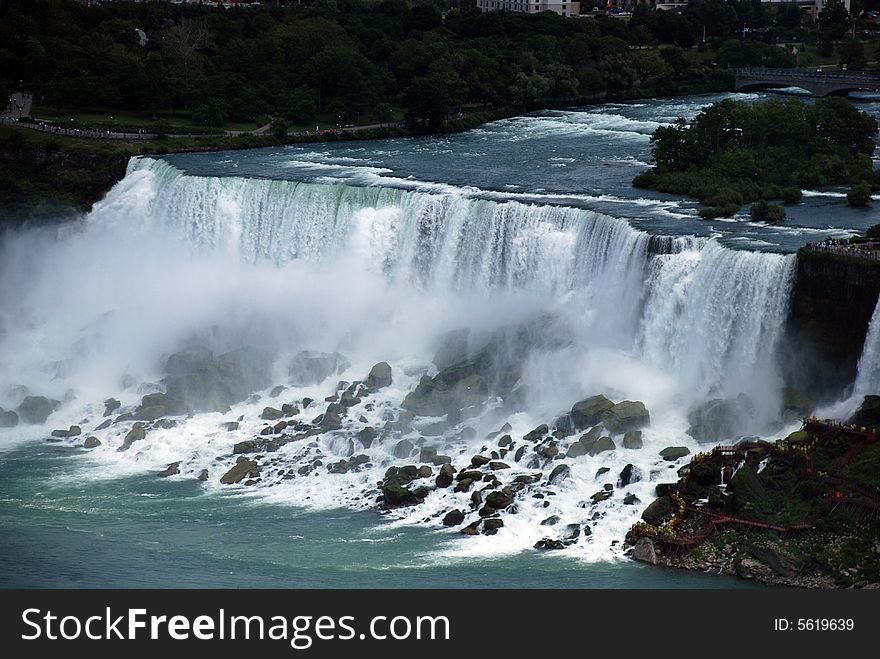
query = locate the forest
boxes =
[1,0,869,132]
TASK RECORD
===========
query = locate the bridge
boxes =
[731,68,880,97]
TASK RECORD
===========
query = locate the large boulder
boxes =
[849,395,880,428]
[119,424,146,451]
[163,347,272,414]
[686,395,755,443]
[17,396,60,424]
[220,458,259,485]
[659,446,690,461]
[641,497,674,525]
[366,362,393,390]
[0,408,19,427]
[570,395,614,429]
[633,537,657,565]
[288,351,349,386]
[622,430,643,449]
[588,436,616,456]
[548,463,571,485]
[602,401,649,433]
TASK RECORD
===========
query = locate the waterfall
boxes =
[0,154,802,561]
[854,295,880,397]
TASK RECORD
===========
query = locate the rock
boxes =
[537,443,559,459]
[431,454,452,465]
[749,546,800,578]
[436,463,456,488]
[273,420,288,434]
[591,490,612,503]
[548,463,571,485]
[328,460,350,474]
[393,439,414,459]
[523,424,549,443]
[623,493,640,505]
[482,518,504,535]
[541,515,560,526]
[782,387,814,422]
[366,362,392,390]
[534,539,567,550]
[442,509,465,526]
[269,385,286,398]
[356,426,377,448]
[119,424,146,451]
[281,403,299,416]
[234,440,259,454]
[641,497,674,525]
[514,446,527,462]
[162,347,272,414]
[17,396,60,424]
[561,524,580,541]
[622,430,643,449]
[588,436,615,456]
[566,440,587,458]
[94,419,112,431]
[570,395,614,429]
[485,490,514,509]
[51,429,70,438]
[457,469,483,482]
[686,395,755,443]
[103,398,121,417]
[419,446,437,462]
[489,461,510,470]
[220,458,259,484]
[633,537,657,564]
[197,469,209,482]
[618,464,641,487]
[261,407,283,421]
[659,446,690,461]
[460,521,481,536]
[454,478,474,493]
[0,408,19,427]
[471,455,490,468]
[497,434,512,447]
[849,395,880,427]
[223,421,240,431]
[737,558,774,581]
[158,462,180,478]
[82,436,101,449]
[601,401,649,433]
[595,467,610,477]
[288,351,349,385]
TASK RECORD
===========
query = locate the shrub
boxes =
[781,187,802,204]
[749,200,786,223]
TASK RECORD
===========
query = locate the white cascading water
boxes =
[853,295,880,397]
[0,156,797,562]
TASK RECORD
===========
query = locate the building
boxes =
[475,1,581,17]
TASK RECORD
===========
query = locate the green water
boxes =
[0,442,751,589]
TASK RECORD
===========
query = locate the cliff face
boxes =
[0,129,129,216]
[787,249,880,397]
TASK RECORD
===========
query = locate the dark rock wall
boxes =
[786,249,880,397]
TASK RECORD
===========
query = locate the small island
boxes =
[633,96,879,220]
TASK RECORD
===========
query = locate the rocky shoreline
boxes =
[625,398,880,589]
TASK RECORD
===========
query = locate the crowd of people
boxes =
[806,238,880,261]
[0,115,156,140]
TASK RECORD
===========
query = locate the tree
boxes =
[847,181,872,207]
[818,0,851,40]
[373,102,393,128]
[402,75,451,128]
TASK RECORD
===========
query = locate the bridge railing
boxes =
[730,67,880,81]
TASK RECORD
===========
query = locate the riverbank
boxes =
[626,398,880,588]
[1,69,733,217]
